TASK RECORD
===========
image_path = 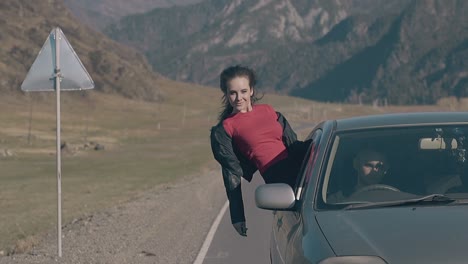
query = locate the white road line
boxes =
[193,200,229,264]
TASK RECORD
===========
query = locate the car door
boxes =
[271,129,323,264]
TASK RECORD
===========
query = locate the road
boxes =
[199,174,272,264]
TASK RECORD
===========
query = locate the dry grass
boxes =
[8,236,39,256]
[0,86,217,251]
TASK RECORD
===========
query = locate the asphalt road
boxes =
[201,173,273,264]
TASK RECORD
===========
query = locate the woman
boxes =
[210,65,308,236]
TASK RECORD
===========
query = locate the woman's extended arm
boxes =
[210,124,247,226]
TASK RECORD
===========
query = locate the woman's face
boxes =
[227,76,254,114]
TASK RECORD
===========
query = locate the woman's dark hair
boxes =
[218,65,262,120]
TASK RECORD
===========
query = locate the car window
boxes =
[318,125,468,209]
[295,129,322,200]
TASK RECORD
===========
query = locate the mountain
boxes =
[294,0,468,104]
[0,0,163,101]
[63,0,204,30]
[105,0,467,104]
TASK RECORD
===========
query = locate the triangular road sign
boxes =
[21,27,94,92]
[19,27,95,258]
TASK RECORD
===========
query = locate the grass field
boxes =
[0,79,466,253]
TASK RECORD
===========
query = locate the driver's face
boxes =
[358,160,386,185]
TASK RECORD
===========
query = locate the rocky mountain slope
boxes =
[0,0,163,101]
[63,0,203,30]
[105,0,467,104]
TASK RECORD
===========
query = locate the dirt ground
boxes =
[0,166,226,264]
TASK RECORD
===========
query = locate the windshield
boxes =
[320,125,468,209]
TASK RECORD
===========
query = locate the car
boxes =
[255,112,468,264]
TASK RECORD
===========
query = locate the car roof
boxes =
[335,111,468,131]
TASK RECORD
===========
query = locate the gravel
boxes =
[0,167,225,264]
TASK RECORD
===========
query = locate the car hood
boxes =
[316,205,468,264]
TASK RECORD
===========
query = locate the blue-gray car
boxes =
[255,112,468,264]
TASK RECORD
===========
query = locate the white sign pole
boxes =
[21,27,95,257]
[54,28,63,258]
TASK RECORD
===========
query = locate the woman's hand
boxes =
[232,221,248,236]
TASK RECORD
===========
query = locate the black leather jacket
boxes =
[210,111,299,224]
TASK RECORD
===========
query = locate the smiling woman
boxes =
[210,65,310,237]
[226,76,254,114]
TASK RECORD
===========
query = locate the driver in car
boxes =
[352,149,389,192]
[327,149,391,203]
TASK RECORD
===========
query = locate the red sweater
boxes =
[222,104,288,174]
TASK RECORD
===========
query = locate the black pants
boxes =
[262,139,311,188]
[262,156,300,188]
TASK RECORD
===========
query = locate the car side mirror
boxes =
[255,183,296,211]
